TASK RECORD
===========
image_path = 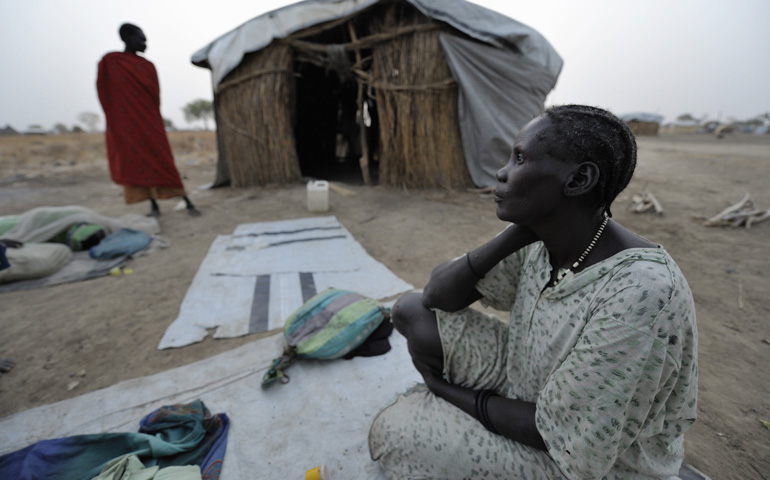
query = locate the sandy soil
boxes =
[1,131,769,479]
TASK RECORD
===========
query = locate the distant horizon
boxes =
[5,115,769,137]
[1,0,768,131]
[0,124,218,134]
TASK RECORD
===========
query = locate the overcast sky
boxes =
[1,0,768,132]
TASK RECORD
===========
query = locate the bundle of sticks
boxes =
[700,193,770,228]
[629,190,664,214]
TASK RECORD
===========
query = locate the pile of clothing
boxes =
[0,400,228,480]
[0,205,159,284]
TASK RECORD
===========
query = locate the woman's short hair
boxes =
[119,23,142,42]
[543,105,637,216]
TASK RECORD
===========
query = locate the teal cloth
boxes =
[0,400,227,480]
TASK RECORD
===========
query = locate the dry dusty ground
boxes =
[1,131,769,479]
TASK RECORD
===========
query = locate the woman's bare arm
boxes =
[415,358,546,451]
[422,224,538,312]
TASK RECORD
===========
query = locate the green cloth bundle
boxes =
[261,289,388,388]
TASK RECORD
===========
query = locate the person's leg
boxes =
[371,304,557,478]
[183,196,201,217]
[147,198,160,217]
[370,385,560,479]
[391,292,444,378]
[392,291,511,390]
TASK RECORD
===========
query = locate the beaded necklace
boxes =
[553,214,609,286]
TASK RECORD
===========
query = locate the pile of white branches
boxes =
[629,190,664,215]
[699,193,770,228]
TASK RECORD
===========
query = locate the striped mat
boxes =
[158,216,413,349]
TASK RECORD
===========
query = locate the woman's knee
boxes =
[391,291,426,336]
[392,292,443,362]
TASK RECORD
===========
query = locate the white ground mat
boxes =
[0,331,422,479]
[158,216,413,350]
[0,331,707,480]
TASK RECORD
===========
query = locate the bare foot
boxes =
[0,358,15,373]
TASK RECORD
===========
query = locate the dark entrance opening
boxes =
[292,58,379,185]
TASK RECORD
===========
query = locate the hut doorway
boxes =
[293,60,379,185]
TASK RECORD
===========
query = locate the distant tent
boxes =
[0,125,19,136]
[620,112,664,136]
[191,0,562,188]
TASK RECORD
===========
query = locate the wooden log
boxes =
[328,182,358,197]
[644,190,664,214]
[746,210,770,228]
[705,193,751,224]
[636,202,652,213]
[348,21,371,186]
[629,191,663,214]
[723,208,761,221]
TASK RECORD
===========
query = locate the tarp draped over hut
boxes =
[191,0,562,189]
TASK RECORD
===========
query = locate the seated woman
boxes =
[369,105,698,479]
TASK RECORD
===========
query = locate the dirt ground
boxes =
[1,130,769,479]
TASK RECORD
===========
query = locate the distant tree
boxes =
[78,111,101,132]
[71,125,85,134]
[182,99,214,130]
[0,125,20,136]
[676,113,695,122]
[53,123,69,134]
[163,117,175,131]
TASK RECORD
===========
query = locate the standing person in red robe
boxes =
[97,23,200,217]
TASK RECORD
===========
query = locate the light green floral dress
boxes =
[370,243,698,480]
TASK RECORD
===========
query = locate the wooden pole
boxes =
[348,21,371,185]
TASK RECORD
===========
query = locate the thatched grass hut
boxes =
[620,112,664,137]
[625,121,661,136]
[192,0,562,189]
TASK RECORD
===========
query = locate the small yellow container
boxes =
[305,464,330,480]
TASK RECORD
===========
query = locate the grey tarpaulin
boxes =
[191,0,563,186]
[440,34,557,186]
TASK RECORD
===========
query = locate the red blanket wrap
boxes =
[97,52,184,191]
